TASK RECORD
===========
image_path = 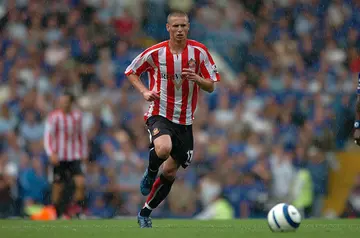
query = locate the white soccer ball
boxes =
[267,203,301,232]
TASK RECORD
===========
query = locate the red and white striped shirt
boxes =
[125,39,220,125]
[44,109,88,161]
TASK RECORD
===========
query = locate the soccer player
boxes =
[44,91,88,218]
[125,10,220,228]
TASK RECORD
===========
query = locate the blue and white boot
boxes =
[137,213,152,228]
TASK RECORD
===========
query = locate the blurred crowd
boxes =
[0,0,358,219]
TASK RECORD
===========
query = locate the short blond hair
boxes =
[167,10,189,23]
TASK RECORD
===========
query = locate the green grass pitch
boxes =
[1,219,360,238]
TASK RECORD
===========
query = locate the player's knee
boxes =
[155,146,171,159]
[74,175,85,189]
[154,135,172,159]
[154,142,172,159]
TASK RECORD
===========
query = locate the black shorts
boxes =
[53,160,83,183]
[146,115,194,168]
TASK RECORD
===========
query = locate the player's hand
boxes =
[354,129,360,146]
[50,154,59,166]
[142,90,160,102]
[182,68,201,83]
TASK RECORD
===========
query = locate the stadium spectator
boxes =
[168,176,197,218]
[269,145,296,205]
[0,152,17,218]
[19,158,49,207]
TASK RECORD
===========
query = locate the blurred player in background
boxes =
[44,91,88,219]
[125,10,220,228]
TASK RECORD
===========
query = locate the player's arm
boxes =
[354,73,360,146]
[125,51,160,102]
[44,115,55,156]
[127,73,160,101]
[44,114,58,165]
[182,48,220,93]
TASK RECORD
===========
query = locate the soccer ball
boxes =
[267,203,301,232]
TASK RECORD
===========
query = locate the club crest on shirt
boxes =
[188,58,197,71]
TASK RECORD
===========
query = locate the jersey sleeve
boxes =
[125,50,152,77]
[199,48,220,82]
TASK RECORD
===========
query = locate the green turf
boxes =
[1,219,360,238]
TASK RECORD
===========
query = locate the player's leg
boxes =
[141,156,178,214]
[138,125,193,228]
[141,116,173,196]
[69,161,86,216]
[51,163,65,218]
[138,156,179,228]
[144,135,172,180]
[73,175,85,204]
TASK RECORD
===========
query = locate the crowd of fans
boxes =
[0,0,357,219]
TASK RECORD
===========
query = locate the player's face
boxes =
[166,16,189,41]
[59,95,72,111]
